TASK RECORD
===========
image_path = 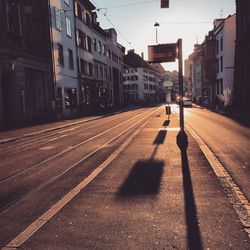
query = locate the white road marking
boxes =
[159,127,180,131]
[38,146,55,150]
[185,123,250,237]
[3,108,160,249]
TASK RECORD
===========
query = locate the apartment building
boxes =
[105,28,125,107]
[214,15,236,107]
[233,0,250,121]
[123,50,157,105]
[50,0,79,118]
[0,0,54,129]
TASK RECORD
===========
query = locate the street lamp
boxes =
[154,22,160,44]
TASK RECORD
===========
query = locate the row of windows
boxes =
[79,59,109,80]
[57,44,74,69]
[123,75,138,81]
[123,75,156,82]
[54,8,72,37]
[124,84,138,90]
[123,68,155,75]
[75,2,92,26]
[124,69,137,74]
[124,84,157,91]
[144,84,157,90]
[76,31,120,62]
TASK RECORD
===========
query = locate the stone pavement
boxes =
[3,110,250,249]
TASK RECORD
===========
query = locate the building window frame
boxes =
[66,17,72,37]
[64,0,70,6]
[57,44,64,66]
[55,8,62,31]
[68,49,74,70]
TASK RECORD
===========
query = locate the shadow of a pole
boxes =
[177,130,203,250]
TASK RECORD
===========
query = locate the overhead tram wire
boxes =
[91,0,133,48]
[106,14,212,25]
[97,0,159,9]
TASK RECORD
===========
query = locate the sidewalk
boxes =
[6,111,250,249]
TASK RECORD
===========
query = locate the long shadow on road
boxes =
[180,143,203,250]
[117,128,167,198]
[117,159,164,197]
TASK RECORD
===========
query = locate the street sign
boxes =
[148,43,177,63]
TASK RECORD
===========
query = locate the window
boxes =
[108,49,111,58]
[95,65,99,77]
[124,69,129,74]
[77,30,84,48]
[75,3,83,20]
[102,44,106,55]
[100,66,103,79]
[98,41,102,54]
[68,49,74,70]
[65,88,77,109]
[87,36,92,52]
[220,37,223,51]
[93,38,97,51]
[131,75,138,81]
[220,56,223,72]
[80,59,86,74]
[85,12,91,26]
[57,44,64,65]
[55,8,61,30]
[89,63,93,76]
[64,0,70,6]
[66,17,72,37]
[131,84,138,90]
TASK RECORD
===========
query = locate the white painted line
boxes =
[3,108,159,249]
[186,123,250,235]
[159,127,180,131]
[185,124,226,177]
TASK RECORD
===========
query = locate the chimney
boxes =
[141,52,144,59]
[128,49,135,54]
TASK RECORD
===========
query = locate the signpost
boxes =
[148,39,188,149]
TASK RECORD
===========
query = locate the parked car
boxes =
[176,96,192,107]
[183,97,192,107]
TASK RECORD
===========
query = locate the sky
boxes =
[92,0,236,71]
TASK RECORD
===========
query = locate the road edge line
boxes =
[185,123,250,238]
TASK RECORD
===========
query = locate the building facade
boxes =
[214,15,236,108]
[105,28,125,108]
[50,0,79,118]
[123,50,158,105]
[0,0,54,129]
[233,0,250,122]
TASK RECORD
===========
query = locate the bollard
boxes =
[165,105,171,115]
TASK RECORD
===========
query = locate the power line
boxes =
[108,14,212,24]
[91,0,133,47]
[98,0,159,9]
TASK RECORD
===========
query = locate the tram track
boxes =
[0,108,146,155]
[0,107,162,212]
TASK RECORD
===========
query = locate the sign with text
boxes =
[148,43,177,63]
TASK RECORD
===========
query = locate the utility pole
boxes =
[176,38,188,150]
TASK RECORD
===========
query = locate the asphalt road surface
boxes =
[0,105,249,249]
